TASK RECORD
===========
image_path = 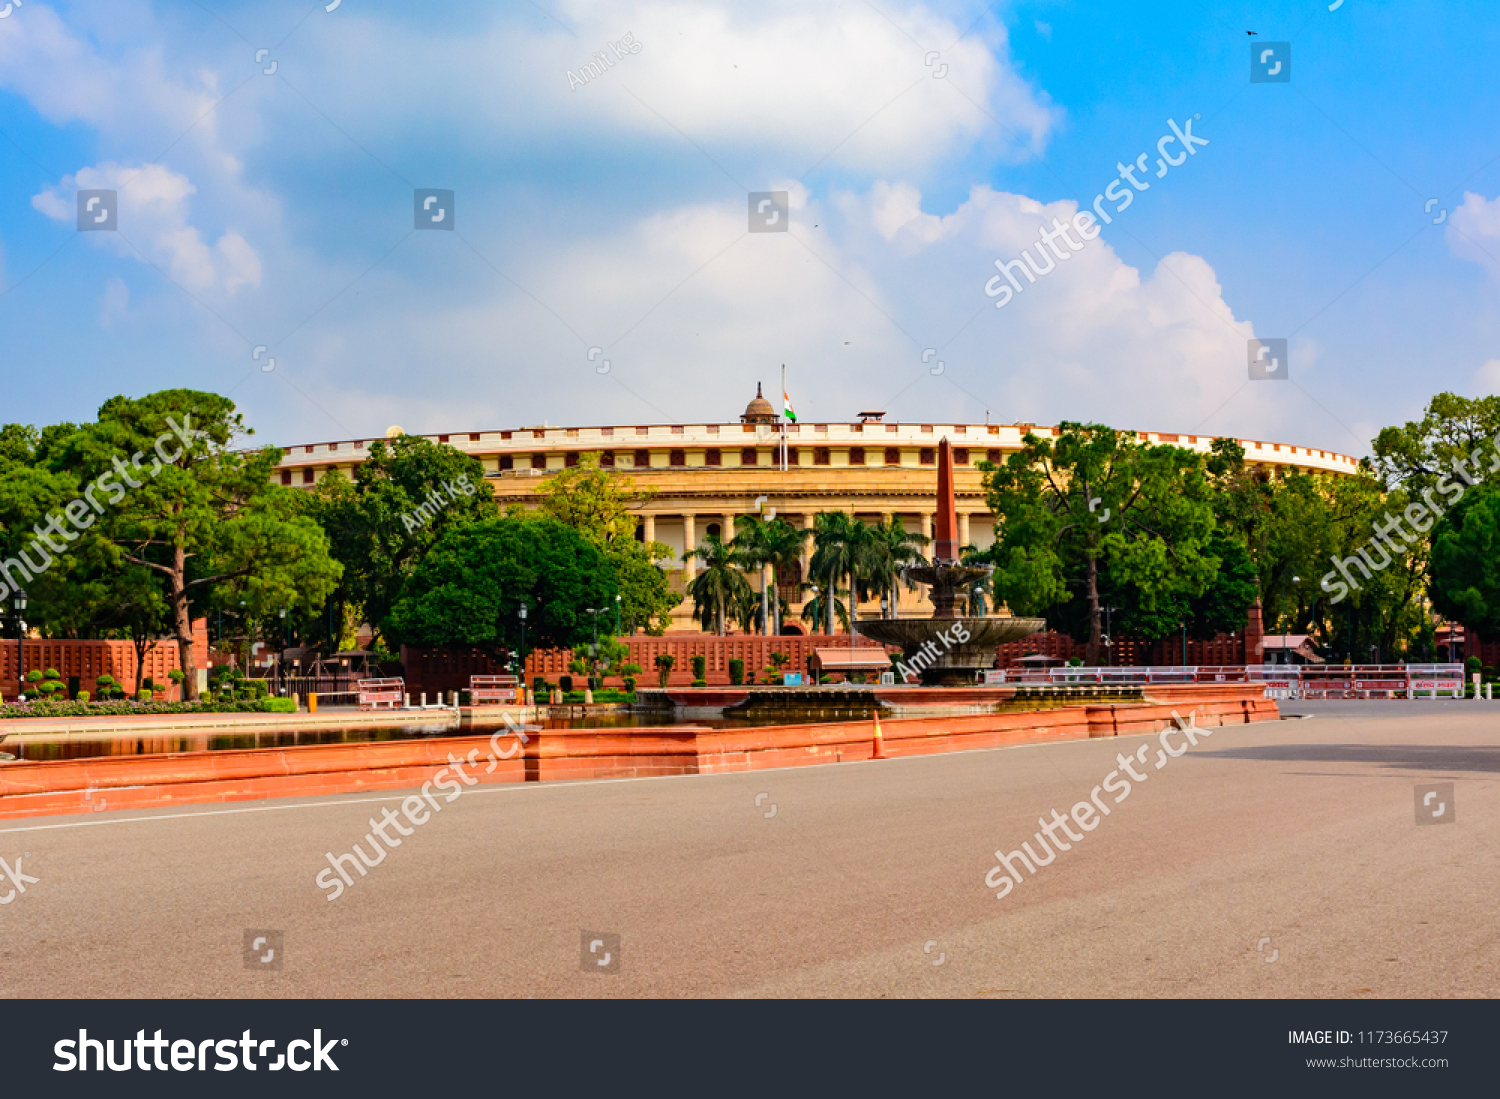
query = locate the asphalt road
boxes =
[1,700,1497,998]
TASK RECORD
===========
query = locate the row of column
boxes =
[641,510,973,583]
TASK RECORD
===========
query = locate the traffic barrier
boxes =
[989,663,1466,700]
[470,675,521,705]
[357,677,405,710]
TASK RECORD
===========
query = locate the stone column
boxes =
[682,513,696,580]
[723,514,735,543]
[958,512,970,552]
[920,512,932,542]
[642,514,656,544]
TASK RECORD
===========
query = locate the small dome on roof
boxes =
[742,382,778,424]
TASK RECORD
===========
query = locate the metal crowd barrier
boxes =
[357,677,406,709]
[985,664,1466,699]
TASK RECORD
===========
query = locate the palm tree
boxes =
[810,513,877,634]
[799,582,849,631]
[868,515,930,618]
[684,535,752,635]
[732,514,807,636]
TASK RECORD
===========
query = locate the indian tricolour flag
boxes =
[783,391,797,423]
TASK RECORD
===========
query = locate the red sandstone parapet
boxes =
[0,687,1278,819]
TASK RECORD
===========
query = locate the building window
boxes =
[352,441,363,449]
[706,448,721,466]
[741,448,758,466]
[634,449,650,467]
[600,451,615,468]
[601,427,613,437]
[814,447,831,465]
[499,454,514,470]
[986,448,1001,464]
[815,424,828,433]
[634,522,645,542]
[706,424,719,434]
[527,453,544,470]
[954,448,969,465]
[672,425,684,434]
[438,435,449,443]
[920,448,936,465]
[636,426,649,435]
[302,469,315,485]
[533,429,547,439]
[565,452,579,468]
[280,469,292,485]
[469,433,480,442]
[670,449,685,467]
[787,447,800,465]
[707,523,722,539]
[304,445,314,453]
[849,447,866,466]
[501,431,512,440]
[884,447,900,465]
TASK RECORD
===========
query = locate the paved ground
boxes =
[1,700,1497,998]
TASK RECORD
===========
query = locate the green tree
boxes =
[306,434,497,649]
[868,514,929,618]
[531,452,680,634]
[982,423,1220,665]
[42,391,340,699]
[386,516,614,657]
[684,535,752,635]
[730,513,805,635]
[1429,483,1500,639]
[810,512,876,635]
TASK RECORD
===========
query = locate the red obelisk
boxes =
[933,437,959,563]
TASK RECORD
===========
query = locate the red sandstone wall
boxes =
[0,620,210,700]
[401,633,895,693]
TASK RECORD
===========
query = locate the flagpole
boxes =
[780,363,787,472]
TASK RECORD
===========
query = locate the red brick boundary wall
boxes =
[402,633,895,695]
[403,602,1270,694]
[1,620,209,700]
[0,684,1275,819]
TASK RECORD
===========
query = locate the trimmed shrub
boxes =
[559,675,574,693]
[690,655,706,680]
[25,670,41,683]
[654,654,675,688]
[728,658,745,686]
[260,697,297,713]
[168,669,185,684]
[623,675,637,692]
[76,690,90,702]
[691,679,707,688]
[532,676,547,695]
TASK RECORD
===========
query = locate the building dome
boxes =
[741,382,778,424]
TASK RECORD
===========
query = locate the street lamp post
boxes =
[1282,575,1301,665]
[13,588,27,702]
[518,602,528,681]
[614,593,621,636]
[586,607,600,645]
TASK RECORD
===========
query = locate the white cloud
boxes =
[1447,191,1500,274]
[100,276,129,328]
[1474,358,1500,394]
[33,163,261,294]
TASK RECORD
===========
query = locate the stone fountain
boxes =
[855,438,1044,685]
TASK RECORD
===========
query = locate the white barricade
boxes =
[358,677,405,709]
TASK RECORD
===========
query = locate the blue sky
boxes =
[2,0,1498,457]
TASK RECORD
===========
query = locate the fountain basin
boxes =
[855,616,1045,685]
